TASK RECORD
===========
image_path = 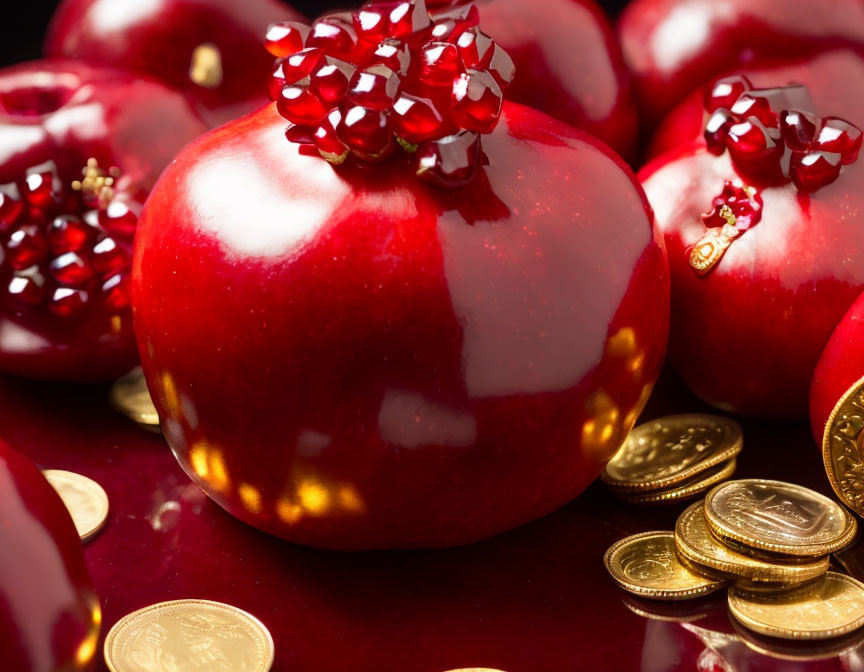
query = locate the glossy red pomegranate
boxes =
[0,439,100,671]
[642,70,864,418]
[133,0,668,550]
[618,0,864,128]
[0,60,207,382]
[45,0,307,127]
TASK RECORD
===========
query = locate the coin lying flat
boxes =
[823,374,864,517]
[104,600,274,672]
[618,458,736,505]
[602,414,742,492]
[605,531,727,600]
[675,502,830,584]
[728,572,864,640]
[705,479,857,557]
[731,617,864,662]
[43,469,109,543]
[109,367,160,427]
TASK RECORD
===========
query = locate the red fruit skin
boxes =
[0,440,100,671]
[0,60,207,382]
[133,102,669,550]
[618,0,864,129]
[649,50,864,161]
[44,0,307,127]
[476,0,639,161]
[810,292,864,444]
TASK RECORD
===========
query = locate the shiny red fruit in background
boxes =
[0,439,100,671]
[618,0,864,128]
[133,102,669,549]
[0,60,207,382]
[641,59,864,418]
[475,0,639,161]
[44,0,307,127]
[810,292,864,444]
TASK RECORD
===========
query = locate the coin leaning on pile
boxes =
[605,477,863,641]
[602,414,742,504]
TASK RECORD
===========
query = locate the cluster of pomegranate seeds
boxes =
[704,75,863,191]
[0,160,135,319]
[265,0,514,187]
[701,180,763,233]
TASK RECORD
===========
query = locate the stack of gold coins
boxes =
[604,478,864,641]
[602,414,742,504]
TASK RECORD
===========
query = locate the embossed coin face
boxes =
[729,573,864,640]
[104,600,274,672]
[619,459,736,505]
[604,531,726,600]
[109,367,160,427]
[602,414,743,492]
[675,502,830,584]
[823,375,864,517]
[43,469,109,543]
[705,479,857,557]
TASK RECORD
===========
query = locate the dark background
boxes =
[0,0,630,68]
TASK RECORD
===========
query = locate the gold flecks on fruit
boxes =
[43,469,109,543]
[689,223,741,275]
[71,158,120,208]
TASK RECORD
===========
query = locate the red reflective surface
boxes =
[477,0,639,161]
[132,101,668,550]
[2,371,862,671]
[44,0,307,127]
[0,439,99,672]
[618,0,864,128]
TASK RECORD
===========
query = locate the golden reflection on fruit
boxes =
[582,389,623,462]
[159,370,181,419]
[238,483,263,515]
[76,594,101,666]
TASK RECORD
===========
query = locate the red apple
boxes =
[132,96,668,548]
[0,60,207,382]
[618,0,864,128]
[642,70,864,418]
[45,0,308,127]
[470,0,639,161]
[0,439,100,671]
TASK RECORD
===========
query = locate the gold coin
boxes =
[728,572,864,640]
[109,367,160,427]
[617,458,736,505]
[675,502,829,584]
[43,469,109,543]
[604,531,727,600]
[104,599,274,672]
[731,616,864,662]
[823,374,864,517]
[602,414,742,492]
[705,479,857,557]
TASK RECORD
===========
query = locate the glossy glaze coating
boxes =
[810,292,864,444]
[2,371,860,671]
[476,0,638,161]
[133,101,669,549]
[649,50,864,161]
[45,0,307,127]
[0,60,207,382]
[0,439,100,672]
[618,0,864,128]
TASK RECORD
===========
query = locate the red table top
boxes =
[2,370,861,672]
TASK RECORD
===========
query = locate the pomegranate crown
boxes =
[265,0,515,187]
[703,75,862,192]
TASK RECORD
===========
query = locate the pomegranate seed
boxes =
[392,93,449,144]
[286,125,316,145]
[310,58,356,106]
[780,110,820,151]
[337,105,393,158]
[281,48,327,85]
[91,236,129,275]
[817,118,864,164]
[0,184,23,231]
[457,29,494,69]
[704,75,752,113]
[6,268,46,307]
[419,42,464,86]
[386,0,432,37]
[5,224,49,270]
[48,287,89,318]
[730,94,777,128]
[348,65,401,110]
[48,215,94,254]
[727,118,782,160]
[101,273,130,311]
[98,200,138,237]
[416,131,480,186]
[306,13,358,60]
[277,83,328,126]
[430,5,479,42]
[354,5,392,42]
[451,70,502,133]
[265,22,309,58]
[370,39,411,75]
[704,109,733,155]
[314,109,350,164]
[269,60,288,102]
[791,151,842,191]
[22,162,60,208]
[50,251,95,287]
